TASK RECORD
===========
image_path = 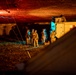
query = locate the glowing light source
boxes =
[0,10,7,15]
[0,10,11,15]
[70,25,76,30]
[50,21,56,33]
[70,25,73,28]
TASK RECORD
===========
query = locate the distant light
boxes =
[70,25,76,29]
[70,25,73,28]
[0,10,6,14]
[0,10,10,15]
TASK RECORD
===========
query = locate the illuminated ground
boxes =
[0,43,46,72]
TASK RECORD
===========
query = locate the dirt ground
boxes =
[0,43,46,72]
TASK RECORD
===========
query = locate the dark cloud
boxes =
[0,0,76,9]
[14,0,76,9]
[0,0,76,22]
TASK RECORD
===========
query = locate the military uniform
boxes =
[50,31,56,43]
[25,30,31,45]
[41,31,46,44]
[33,30,39,47]
[31,29,35,46]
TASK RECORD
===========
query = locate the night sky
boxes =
[0,0,76,22]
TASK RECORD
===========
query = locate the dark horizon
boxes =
[0,15,76,23]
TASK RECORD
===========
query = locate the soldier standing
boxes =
[50,31,56,43]
[25,29,31,45]
[41,29,46,44]
[31,29,35,46]
[33,30,39,47]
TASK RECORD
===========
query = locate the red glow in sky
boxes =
[0,0,76,22]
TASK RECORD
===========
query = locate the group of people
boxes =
[25,29,39,47]
[25,28,57,47]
